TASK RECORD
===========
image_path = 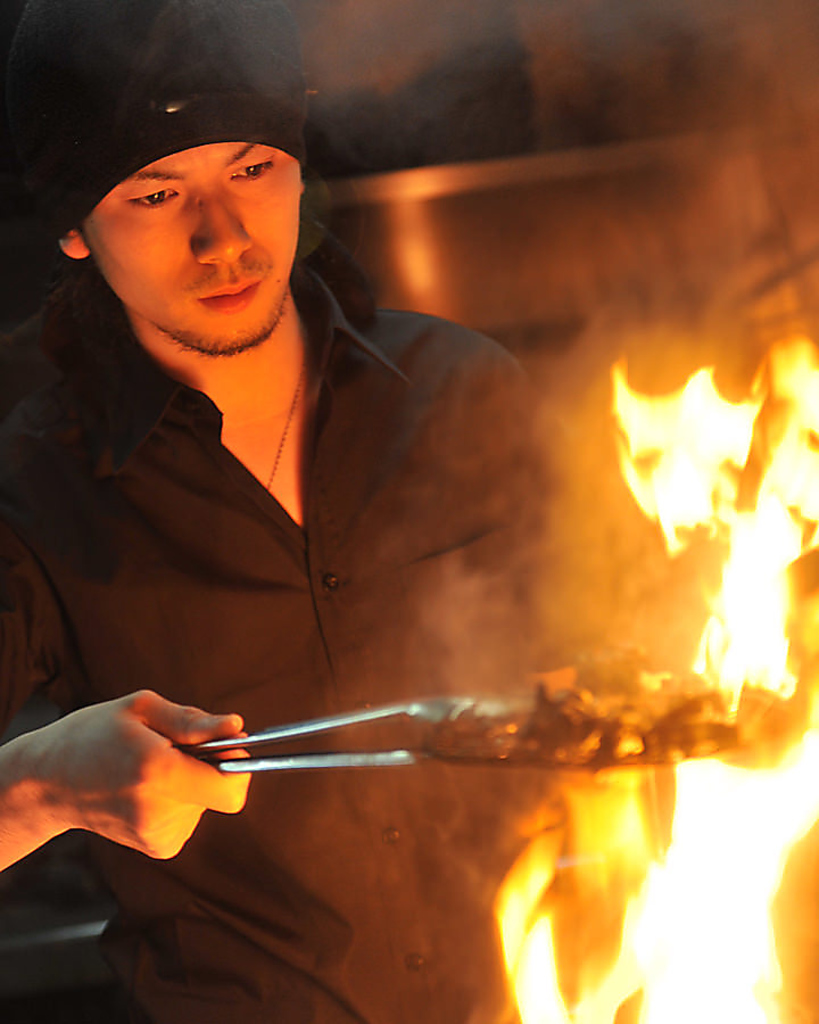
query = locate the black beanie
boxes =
[6,0,307,240]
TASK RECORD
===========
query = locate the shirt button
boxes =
[382,827,400,845]
[404,952,425,972]
[321,573,340,592]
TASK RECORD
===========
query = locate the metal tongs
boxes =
[185,696,518,773]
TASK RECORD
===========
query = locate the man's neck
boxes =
[130,290,311,525]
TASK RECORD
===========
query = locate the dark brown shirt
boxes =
[0,273,555,1024]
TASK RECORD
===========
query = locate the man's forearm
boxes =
[0,727,68,870]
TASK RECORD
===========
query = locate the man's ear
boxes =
[59,229,91,260]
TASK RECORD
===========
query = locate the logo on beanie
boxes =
[149,97,196,115]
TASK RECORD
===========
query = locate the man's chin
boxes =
[156,300,287,358]
[166,327,273,358]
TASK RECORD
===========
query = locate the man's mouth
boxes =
[198,281,261,314]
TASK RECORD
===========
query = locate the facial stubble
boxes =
[153,290,290,359]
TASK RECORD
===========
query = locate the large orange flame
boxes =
[499,336,819,1024]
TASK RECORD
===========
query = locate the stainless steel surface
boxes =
[327,133,713,209]
[219,750,419,772]
[324,130,779,349]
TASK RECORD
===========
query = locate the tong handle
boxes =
[187,697,461,755]
[180,696,498,771]
[214,750,420,773]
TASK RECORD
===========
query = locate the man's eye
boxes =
[133,190,175,207]
[235,161,273,180]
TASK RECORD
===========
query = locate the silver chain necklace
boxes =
[266,363,306,491]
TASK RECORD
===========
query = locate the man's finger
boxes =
[128,690,245,745]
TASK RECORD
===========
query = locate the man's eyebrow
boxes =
[126,144,264,184]
[226,142,263,166]
[129,167,181,183]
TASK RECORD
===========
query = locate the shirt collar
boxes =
[81,265,406,478]
[293,266,408,385]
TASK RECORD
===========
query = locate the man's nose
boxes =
[190,198,251,264]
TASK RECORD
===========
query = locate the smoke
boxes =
[522,125,819,673]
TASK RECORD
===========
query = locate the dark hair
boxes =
[42,253,138,376]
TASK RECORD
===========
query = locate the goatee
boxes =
[157,294,288,358]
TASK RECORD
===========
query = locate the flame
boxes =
[631,740,819,1024]
[500,336,819,1024]
[693,497,800,708]
[611,364,761,556]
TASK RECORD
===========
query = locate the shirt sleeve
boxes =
[0,519,82,734]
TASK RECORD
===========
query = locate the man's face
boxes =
[61,142,303,357]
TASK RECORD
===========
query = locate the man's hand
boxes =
[0,691,250,867]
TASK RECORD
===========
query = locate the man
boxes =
[0,1,553,1021]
